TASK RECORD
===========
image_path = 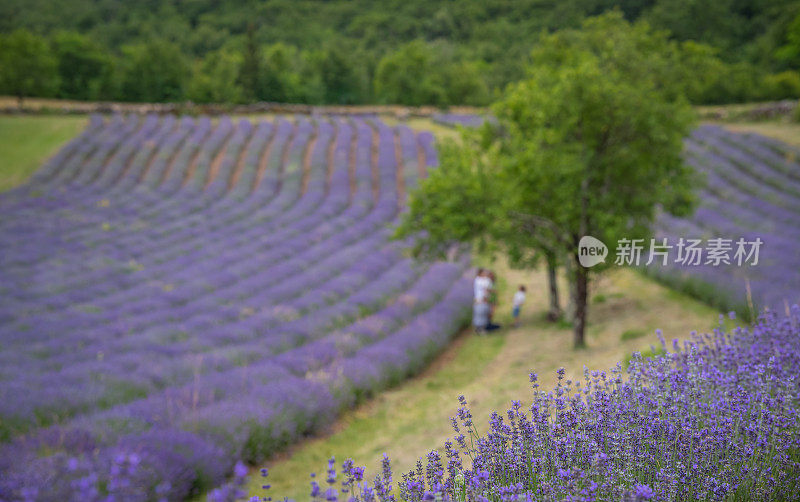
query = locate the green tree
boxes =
[499,14,698,347]
[311,42,369,104]
[395,125,565,323]
[701,62,760,104]
[188,48,244,103]
[374,40,447,106]
[645,0,730,46]
[776,13,800,70]
[239,22,260,102]
[397,13,697,347]
[671,41,727,103]
[396,135,502,261]
[668,41,760,104]
[119,39,189,102]
[442,59,491,106]
[0,29,58,106]
[760,70,800,100]
[256,43,322,104]
[51,31,112,100]
[258,42,300,103]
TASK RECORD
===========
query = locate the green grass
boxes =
[712,120,800,149]
[620,328,646,341]
[593,292,624,304]
[0,115,87,192]
[379,115,461,141]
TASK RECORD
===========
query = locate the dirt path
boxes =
[348,119,357,202]
[203,129,234,189]
[325,120,337,194]
[98,116,142,178]
[251,122,279,193]
[226,123,257,190]
[159,122,200,187]
[138,118,179,183]
[393,128,406,208]
[370,124,379,202]
[416,134,427,178]
[275,120,296,194]
[300,121,319,195]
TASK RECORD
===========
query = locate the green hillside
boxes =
[1,0,799,105]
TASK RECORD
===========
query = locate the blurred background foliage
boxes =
[0,0,799,105]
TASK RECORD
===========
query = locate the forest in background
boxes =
[1,0,800,106]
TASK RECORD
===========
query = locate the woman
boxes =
[473,269,490,333]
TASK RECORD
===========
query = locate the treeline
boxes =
[1,0,800,106]
[0,30,491,106]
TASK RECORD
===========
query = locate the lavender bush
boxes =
[248,308,800,502]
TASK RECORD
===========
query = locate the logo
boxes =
[578,236,608,268]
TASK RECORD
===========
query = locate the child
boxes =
[512,285,526,328]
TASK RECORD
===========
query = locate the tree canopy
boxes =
[396,12,698,347]
[0,0,798,105]
[119,39,190,102]
[0,29,58,103]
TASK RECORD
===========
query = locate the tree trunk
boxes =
[546,254,561,322]
[574,172,590,348]
[572,254,588,348]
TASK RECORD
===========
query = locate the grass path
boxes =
[720,121,800,148]
[247,260,730,501]
[0,115,87,192]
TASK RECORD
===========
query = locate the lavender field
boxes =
[1,113,798,502]
[652,125,800,314]
[0,114,472,500]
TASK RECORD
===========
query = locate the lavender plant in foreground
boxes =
[243,308,800,502]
